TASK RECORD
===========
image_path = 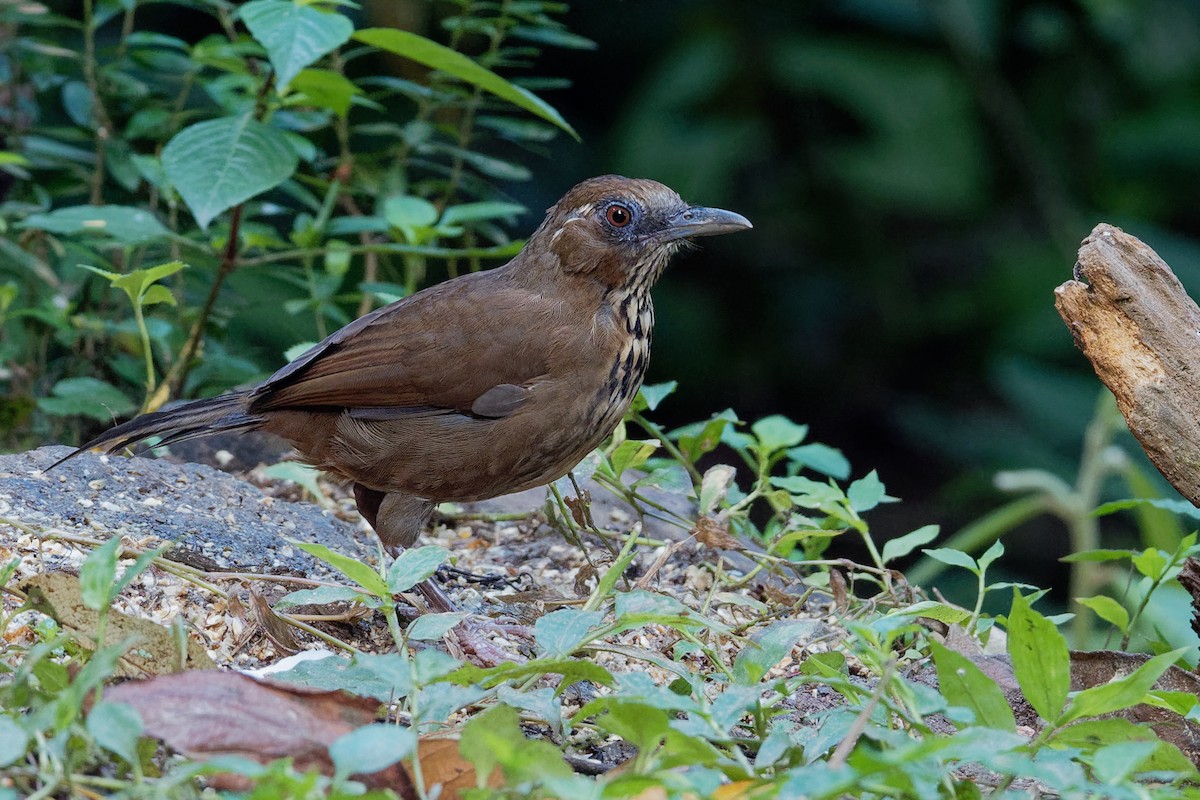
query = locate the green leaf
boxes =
[294,541,389,598]
[786,442,851,479]
[407,612,467,641]
[534,609,604,657]
[929,640,1016,731]
[976,539,1005,572]
[274,585,365,608]
[751,415,807,452]
[607,438,659,480]
[847,470,895,512]
[732,620,815,685]
[1093,497,1200,521]
[635,381,677,412]
[386,546,449,594]
[1131,547,1168,579]
[881,524,939,564]
[891,600,972,624]
[446,657,615,690]
[440,201,527,226]
[921,547,978,573]
[0,718,29,767]
[329,724,415,782]
[1076,595,1129,633]
[354,28,578,139]
[38,377,135,423]
[595,702,669,753]
[240,0,354,90]
[1062,648,1188,724]
[87,702,143,765]
[20,205,169,245]
[80,536,122,610]
[290,68,361,116]
[163,115,299,229]
[1007,590,1070,722]
[260,461,325,501]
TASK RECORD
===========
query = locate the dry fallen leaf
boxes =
[692,514,742,551]
[20,572,215,675]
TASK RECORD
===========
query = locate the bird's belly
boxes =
[319,399,628,502]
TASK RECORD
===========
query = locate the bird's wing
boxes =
[250,270,554,416]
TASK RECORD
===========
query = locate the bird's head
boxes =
[529,175,752,294]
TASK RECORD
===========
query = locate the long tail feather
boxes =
[45,390,261,471]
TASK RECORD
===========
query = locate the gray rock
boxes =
[1,446,374,576]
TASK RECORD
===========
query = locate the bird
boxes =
[50,175,752,611]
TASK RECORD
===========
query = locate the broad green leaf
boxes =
[87,702,143,765]
[260,461,325,501]
[751,415,807,452]
[446,657,615,690]
[1093,497,1200,521]
[20,205,169,245]
[294,541,389,598]
[407,612,467,641]
[329,724,415,782]
[891,600,971,625]
[786,442,851,479]
[240,0,353,90]
[105,260,186,302]
[1076,595,1129,633]
[290,68,360,116]
[354,28,578,139]
[1062,648,1188,724]
[271,653,411,702]
[977,539,1005,571]
[383,194,439,243]
[386,545,449,594]
[1060,548,1136,563]
[0,717,28,767]
[163,115,298,229]
[535,609,604,657]
[1131,547,1168,579]
[595,702,669,752]
[732,620,815,685]
[881,524,939,564]
[38,377,135,422]
[929,640,1016,731]
[80,536,122,610]
[1007,590,1070,722]
[607,438,659,479]
[921,547,978,573]
[847,470,895,512]
[440,201,527,226]
[635,380,677,412]
[274,585,365,608]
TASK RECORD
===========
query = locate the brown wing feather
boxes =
[250,268,552,414]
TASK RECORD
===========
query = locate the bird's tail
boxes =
[46,390,262,470]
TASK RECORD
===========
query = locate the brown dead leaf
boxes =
[417,735,502,797]
[106,673,513,797]
[108,671,417,795]
[692,514,742,551]
[20,572,214,675]
[828,568,848,613]
[249,584,301,654]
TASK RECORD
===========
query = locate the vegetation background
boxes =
[5,0,1200,608]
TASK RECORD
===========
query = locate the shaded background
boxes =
[481,0,1200,593]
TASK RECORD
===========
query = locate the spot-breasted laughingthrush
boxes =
[52,175,752,594]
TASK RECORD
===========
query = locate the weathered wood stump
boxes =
[1055,223,1200,506]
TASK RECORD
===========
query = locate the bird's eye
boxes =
[605,203,632,228]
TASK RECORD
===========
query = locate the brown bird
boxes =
[52,175,751,609]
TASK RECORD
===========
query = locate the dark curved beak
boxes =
[656,206,753,242]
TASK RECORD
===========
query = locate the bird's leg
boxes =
[353,484,531,664]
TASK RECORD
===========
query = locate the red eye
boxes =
[606,203,632,228]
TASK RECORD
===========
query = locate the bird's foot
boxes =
[449,616,535,667]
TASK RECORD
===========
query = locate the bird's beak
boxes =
[655,206,753,242]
